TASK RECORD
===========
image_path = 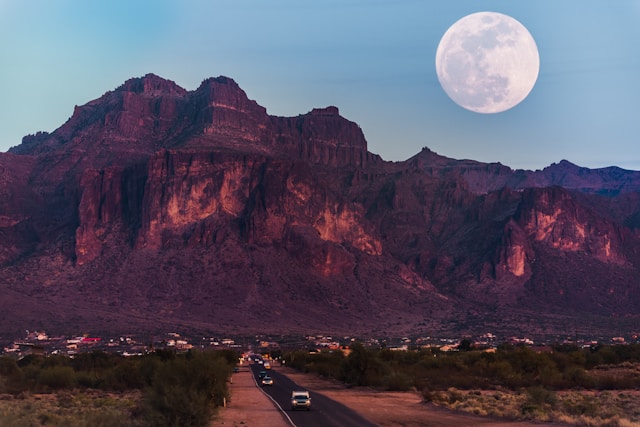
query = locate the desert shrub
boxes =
[213,349,239,366]
[304,350,344,379]
[416,354,489,390]
[152,348,176,361]
[521,386,557,417]
[0,356,25,393]
[143,370,211,425]
[431,368,482,389]
[383,370,413,391]
[287,343,640,398]
[68,410,141,427]
[481,358,519,387]
[379,348,423,365]
[0,356,21,377]
[36,365,77,390]
[447,388,464,404]
[546,349,586,385]
[75,370,101,389]
[339,342,390,387]
[141,350,231,427]
[72,351,115,370]
[562,394,600,417]
[40,354,72,369]
[284,350,311,371]
[0,392,144,427]
[562,365,595,388]
[137,354,161,386]
[16,354,44,368]
[592,373,639,390]
[101,358,144,391]
[591,346,621,366]
[609,344,640,363]
[339,342,370,386]
[362,355,389,387]
[526,386,557,406]
[493,347,561,388]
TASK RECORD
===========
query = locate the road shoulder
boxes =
[214,366,291,427]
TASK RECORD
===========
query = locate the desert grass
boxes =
[0,390,143,427]
[426,388,640,427]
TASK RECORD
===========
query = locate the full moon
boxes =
[435,12,540,114]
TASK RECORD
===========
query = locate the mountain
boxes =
[1,73,639,340]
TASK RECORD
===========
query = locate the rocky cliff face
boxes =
[1,74,639,338]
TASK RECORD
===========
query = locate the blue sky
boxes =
[1,0,639,170]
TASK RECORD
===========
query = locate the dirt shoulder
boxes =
[215,366,290,427]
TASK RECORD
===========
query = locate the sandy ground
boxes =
[215,366,291,427]
[215,364,565,427]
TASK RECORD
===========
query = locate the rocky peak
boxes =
[537,160,640,194]
[549,159,577,169]
[264,106,370,168]
[310,106,340,116]
[8,74,371,169]
[116,73,187,96]
[10,132,54,155]
[409,147,457,168]
[298,107,366,148]
[189,76,268,143]
[194,76,266,114]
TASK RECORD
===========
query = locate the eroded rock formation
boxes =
[1,74,639,337]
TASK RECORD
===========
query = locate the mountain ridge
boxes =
[1,74,639,339]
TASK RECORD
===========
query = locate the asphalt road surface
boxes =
[249,363,378,427]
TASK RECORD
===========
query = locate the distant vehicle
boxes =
[258,370,268,380]
[264,361,271,369]
[260,375,273,386]
[291,391,311,411]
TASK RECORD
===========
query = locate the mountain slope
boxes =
[1,74,639,339]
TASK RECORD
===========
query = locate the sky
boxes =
[1,0,639,171]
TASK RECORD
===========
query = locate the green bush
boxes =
[285,343,640,395]
[339,342,366,385]
[36,366,77,390]
[71,351,122,374]
[141,350,232,427]
[103,359,144,391]
[0,356,25,393]
[383,370,413,391]
[526,386,557,407]
[562,394,600,417]
[284,350,312,371]
[306,351,344,379]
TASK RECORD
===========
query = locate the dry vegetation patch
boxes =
[0,390,143,427]
[424,388,640,427]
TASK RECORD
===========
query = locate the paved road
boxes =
[250,363,378,427]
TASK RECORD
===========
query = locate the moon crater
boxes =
[436,12,540,114]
